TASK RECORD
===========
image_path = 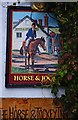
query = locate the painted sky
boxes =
[13,12,59,27]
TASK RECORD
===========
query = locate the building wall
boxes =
[0,3,65,98]
[12,18,32,50]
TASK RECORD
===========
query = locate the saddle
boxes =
[20,39,38,55]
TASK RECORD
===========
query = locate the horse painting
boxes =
[21,37,46,71]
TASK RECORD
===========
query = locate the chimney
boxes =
[34,19,37,24]
[39,19,42,26]
[44,14,48,27]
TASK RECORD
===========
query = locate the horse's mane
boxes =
[41,37,45,42]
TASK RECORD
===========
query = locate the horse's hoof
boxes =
[29,68,34,72]
[25,66,29,69]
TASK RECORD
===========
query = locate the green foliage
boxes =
[50,2,78,119]
[51,85,58,96]
[12,66,29,73]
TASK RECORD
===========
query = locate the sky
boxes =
[13,11,59,27]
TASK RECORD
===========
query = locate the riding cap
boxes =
[32,22,36,26]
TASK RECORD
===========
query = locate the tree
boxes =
[49,2,78,119]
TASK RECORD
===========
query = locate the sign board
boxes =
[5,6,59,87]
[0,98,65,119]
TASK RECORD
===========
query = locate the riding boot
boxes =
[26,41,31,52]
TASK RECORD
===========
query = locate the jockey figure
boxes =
[25,22,36,48]
[25,22,41,54]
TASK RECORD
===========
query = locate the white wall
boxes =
[0,2,65,98]
[0,2,2,98]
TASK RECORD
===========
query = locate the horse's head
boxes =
[40,37,46,50]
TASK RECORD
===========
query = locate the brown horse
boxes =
[24,37,46,70]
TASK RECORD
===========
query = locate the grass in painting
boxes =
[12,66,29,73]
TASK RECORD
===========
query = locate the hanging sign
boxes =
[5,6,59,87]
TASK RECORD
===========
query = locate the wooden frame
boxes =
[5,6,59,88]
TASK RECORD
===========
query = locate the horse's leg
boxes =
[28,54,30,69]
[25,50,27,69]
[32,55,34,66]
[31,55,34,70]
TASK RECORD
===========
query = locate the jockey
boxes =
[25,22,41,54]
[25,22,36,48]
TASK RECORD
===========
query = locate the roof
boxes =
[49,27,61,34]
[13,15,50,36]
[13,15,60,36]
[13,15,34,29]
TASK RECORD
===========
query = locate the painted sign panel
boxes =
[0,98,65,119]
[6,6,60,87]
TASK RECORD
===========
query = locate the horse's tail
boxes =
[20,46,23,55]
[22,40,26,47]
[20,40,26,55]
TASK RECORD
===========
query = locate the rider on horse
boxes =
[25,22,41,54]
